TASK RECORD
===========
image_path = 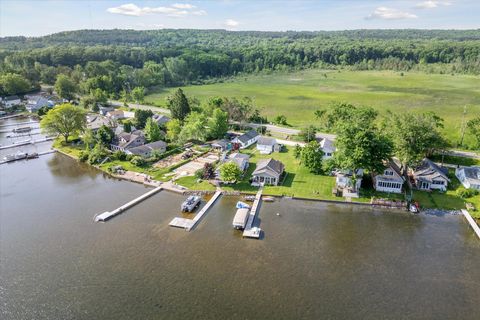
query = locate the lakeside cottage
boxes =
[99,106,114,116]
[228,152,250,172]
[211,139,230,152]
[106,110,135,120]
[231,130,260,149]
[126,140,167,158]
[152,114,170,126]
[2,95,21,108]
[251,158,285,186]
[373,159,405,194]
[257,137,280,154]
[335,169,364,197]
[111,130,145,152]
[86,115,114,132]
[412,158,450,191]
[25,95,51,113]
[456,166,480,190]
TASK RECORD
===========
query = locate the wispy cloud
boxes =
[107,3,206,17]
[225,19,239,27]
[365,7,418,20]
[415,1,452,9]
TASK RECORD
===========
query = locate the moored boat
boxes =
[262,196,275,202]
[13,126,32,133]
[233,208,250,230]
[2,151,28,162]
[181,195,201,212]
[236,201,251,209]
[244,195,256,202]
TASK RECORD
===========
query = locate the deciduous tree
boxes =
[219,161,242,183]
[40,103,86,143]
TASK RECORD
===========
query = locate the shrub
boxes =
[456,187,479,199]
[130,156,145,166]
[78,150,89,162]
[113,150,127,161]
[87,143,108,165]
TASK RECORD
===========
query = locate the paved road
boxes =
[447,150,480,159]
[244,122,337,140]
[109,100,171,114]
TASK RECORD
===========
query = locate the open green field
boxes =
[146,70,480,148]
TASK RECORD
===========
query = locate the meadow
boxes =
[146,70,480,148]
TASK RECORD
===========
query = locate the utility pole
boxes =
[459,105,468,147]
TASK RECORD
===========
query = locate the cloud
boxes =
[225,19,239,27]
[415,1,452,9]
[107,3,205,17]
[365,7,418,20]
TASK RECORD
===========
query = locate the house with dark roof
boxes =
[86,115,114,132]
[373,158,405,194]
[25,94,52,113]
[412,158,450,191]
[231,129,260,149]
[126,140,167,158]
[110,130,145,152]
[2,95,21,108]
[211,139,230,152]
[257,136,279,154]
[152,114,170,126]
[252,158,285,186]
[456,166,480,190]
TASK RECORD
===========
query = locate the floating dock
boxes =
[0,121,38,128]
[461,209,480,240]
[243,188,263,239]
[0,137,53,150]
[169,190,222,231]
[94,186,163,222]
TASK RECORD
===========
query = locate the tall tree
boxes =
[134,109,154,129]
[166,88,190,121]
[0,73,31,96]
[219,162,242,183]
[144,117,162,142]
[208,108,229,139]
[166,119,182,142]
[299,125,317,142]
[54,74,77,101]
[467,116,480,149]
[131,86,145,103]
[300,141,324,174]
[40,103,86,143]
[179,112,207,143]
[96,125,115,145]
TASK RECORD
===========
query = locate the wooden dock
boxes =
[243,188,263,239]
[169,190,222,231]
[461,209,480,240]
[94,186,163,222]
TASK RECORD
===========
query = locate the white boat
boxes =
[181,196,201,212]
[244,195,256,202]
[409,203,419,213]
[233,208,250,230]
[236,201,251,209]
[2,151,27,162]
[263,196,275,202]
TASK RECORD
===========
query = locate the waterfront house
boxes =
[335,169,364,197]
[412,158,450,191]
[373,159,405,194]
[25,95,51,113]
[231,130,260,149]
[251,158,285,186]
[211,139,230,152]
[228,153,250,172]
[257,137,279,154]
[126,140,167,158]
[110,130,145,152]
[99,106,114,116]
[318,138,336,159]
[456,166,480,190]
[3,95,21,108]
[152,114,170,126]
[106,110,135,120]
[86,115,114,132]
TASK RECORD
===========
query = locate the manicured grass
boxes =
[175,175,216,191]
[53,139,83,158]
[146,69,480,148]
[430,154,480,166]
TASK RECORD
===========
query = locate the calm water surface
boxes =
[1,142,480,319]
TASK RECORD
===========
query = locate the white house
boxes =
[231,130,260,149]
[106,110,135,120]
[335,169,364,197]
[319,138,335,159]
[256,137,279,154]
[2,96,21,108]
[251,158,285,186]
[126,140,167,158]
[456,166,480,190]
[374,159,405,194]
[412,158,450,191]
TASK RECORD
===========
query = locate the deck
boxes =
[243,188,263,239]
[169,190,222,231]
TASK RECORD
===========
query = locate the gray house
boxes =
[211,139,230,151]
[228,153,250,172]
[152,114,170,126]
[111,130,145,152]
[257,137,279,154]
[456,166,480,190]
[232,130,260,149]
[252,158,285,186]
[25,95,51,112]
[373,159,405,194]
[126,140,167,158]
[412,158,450,191]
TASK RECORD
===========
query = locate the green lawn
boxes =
[175,175,216,191]
[430,154,480,166]
[146,69,480,148]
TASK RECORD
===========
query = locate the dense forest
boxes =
[1,29,479,97]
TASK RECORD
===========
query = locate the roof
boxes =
[211,139,229,147]
[235,129,259,144]
[257,136,277,146]
[4,95,20,101]
[233,208,249,226]
[228,153,250,168]
[115,130,145,149]
[152,114,170,124]
[414,158,450,183]
[319,138,336,152]
[128,140,167,155]
[252,158,285,177]
[86,115,113,131]
[458,167,480,184]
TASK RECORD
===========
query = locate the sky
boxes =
[0,0,478,37]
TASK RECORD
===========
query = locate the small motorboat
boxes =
[13,126,32,133]
[181,195,201,212]
[2,151,27,162]
[262,196,275,202]
[409,203,419,213]
[236,201,251,209]
[26,152,39,159]
[244,195,256,202]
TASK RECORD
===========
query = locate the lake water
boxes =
[1,119,480,319]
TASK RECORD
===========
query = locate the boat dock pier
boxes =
[461,209,480,240]
[94,186,163,222]
[0,121,38,128]
[0,137,53,150]
[0,149,57,165]
[169,190,222,231]
[243,188,263,239]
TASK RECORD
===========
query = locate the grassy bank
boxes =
[146,70,480,148]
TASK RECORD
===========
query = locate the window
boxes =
[432,180,444,185]
[384,170,394,176]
